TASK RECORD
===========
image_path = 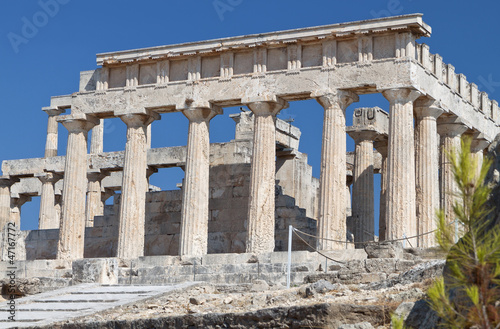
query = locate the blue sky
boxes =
[1,0,499,231]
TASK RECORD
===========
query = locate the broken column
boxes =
[179,104,220,257]
[313,89,358,250]
[56,114,98,260]
[116,111,159,259]
[43,107,65,157]
[36,172,62,230]
[437,115,468,223]
[382,88,421,243]
[414,98,443,247]
[243,95,288,254]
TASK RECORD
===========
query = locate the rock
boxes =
[189,297,205,305]
[393,302,415,320]
[310,279,336,293]
[223,297,233,304]
[338,322,375,329]
[251,294,267,307]
[388,288,424,302]
[251,279,269,292]
[364,242,403,259]
[405,299,440,329]
[298,285,316,298]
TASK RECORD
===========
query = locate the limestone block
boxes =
[365,258,397,273]
[72,258,118,284]
[364,242,403,259]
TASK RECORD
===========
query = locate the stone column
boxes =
[244,96,288,254]
[437,116,468,223]
[116,112,159,259]
[374,139,388,241]
[179,106,220,257]
[85,170,108,227]
[10,195,31,228]
[414,98,443,247]
[43,107,65,158]
[36,172,62,230]
[469,133,490,180]
[56,114,98,260]
[90,119,104,154]
[313,90,358,250]
[382,88,421,243]
[348,130,378,245]
[0,177,19,231]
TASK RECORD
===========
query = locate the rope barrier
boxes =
[292,228,345,264]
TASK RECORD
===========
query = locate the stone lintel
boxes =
[35,172,62,183]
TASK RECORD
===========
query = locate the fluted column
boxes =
[36,172,62,229]
[56,115,98,260]
[469,134,490,179]
[116,112,159,259]
[179,107,220,257]
[437,116,468,223]
[0,177,18,231]
[85,170,108,227]
[313,90,359,250]
[414,98,443,247]
[10,195,31,228]
[43,107,65,157]
[374,139,388,241]
[90,119,104,154]
[244,97,288,254]
[348,130,378,245]
[382,88,421,243]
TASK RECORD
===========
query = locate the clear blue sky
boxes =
[1,0,499,231]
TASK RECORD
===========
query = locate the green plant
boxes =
[426,136,500,328]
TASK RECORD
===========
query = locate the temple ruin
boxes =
[1,14,498,266]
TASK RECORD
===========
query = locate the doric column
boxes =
[85,170,108,227]
[43,107,65,157]
[469,133,490,179]
[56,114,98,260]
[10,195,31,228]
[116,111,159,259]
[382,88,421,243]
[0,177,19,231]
[36,172,62,230]
[373,139,388,241]
[243,96,288,254]
[348,130,378,245]
[313,90,359,250]
[437,116,468,223]
[179,106,220,257]
[414,98,444,247]
[90,119,104,154]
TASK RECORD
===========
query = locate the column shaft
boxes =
[382,89,421,243]
[414,100,443,247]
[314,90,358,250]
[37,173,61,230]
[351,134,376,244]
[179,108,217,257]
[117,113,156,259]
[85,172,106,227]
[374,142,388,241]
[44,108,64,158]
[245,100,287,253]
[90,119,104,154]
[57,117,97,260]
[0,179,17,231]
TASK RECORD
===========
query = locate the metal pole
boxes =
[287,225,292,289]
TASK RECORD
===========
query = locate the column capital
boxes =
[182,106,222,122]
[373,138,389,157]
[42,107,65,116]
[346,129,379,144]
[437,115,469,138]
[243,95,288,116]
[382,88,422,104]
[467,132,491,152]
[87,169,109,182]
[10,194,31,207]
[119,111,160,128]
[312,89,359,110]
[414,97,445,119]
[35,172,62,184]
[57,114,100,133]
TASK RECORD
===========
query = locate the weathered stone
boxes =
[72,258,118,284]
[364,242,403,259]
[338,322,375,329]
